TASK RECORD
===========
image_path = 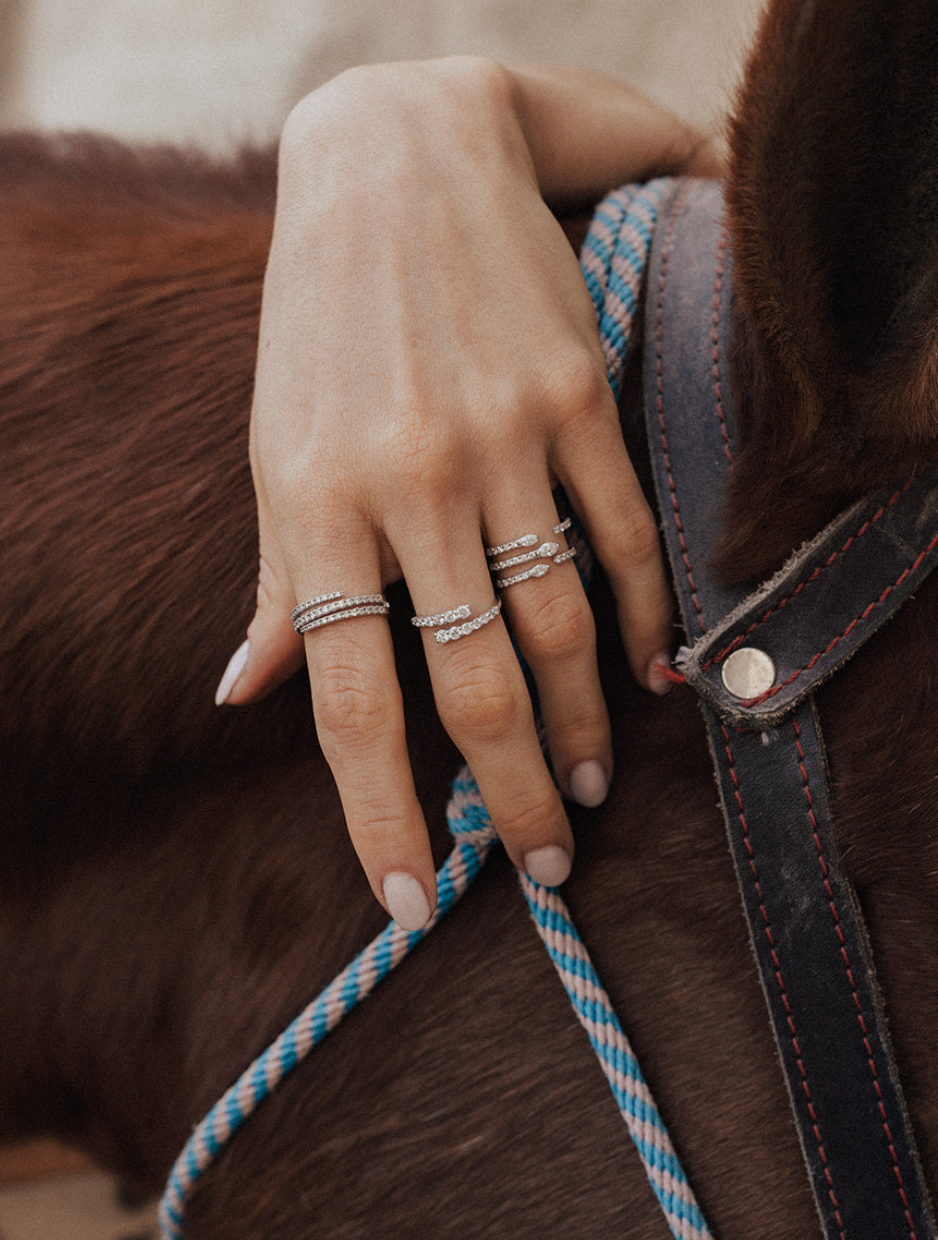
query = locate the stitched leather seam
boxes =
[655,183,707,636]
[711,226,733,468]
[702,474,917,670]
[737,527,938,707]
[720,722,846,1238]
[792,718,918,1239]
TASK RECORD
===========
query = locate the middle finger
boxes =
[396,512,574,887]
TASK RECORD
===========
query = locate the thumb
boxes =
[214,498,305,706]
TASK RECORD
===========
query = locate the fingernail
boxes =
[647,651,675,696]
[568,760,609,808]
[382,872,433,931]
[523,845,571,888]
[215,639,249,706]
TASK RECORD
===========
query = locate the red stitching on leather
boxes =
[737,526,938,707]
[655,184,707,635]
[711,226,733,468]
[719,721,846,1237]
[793,717,917,1239]
[703,473,918,671]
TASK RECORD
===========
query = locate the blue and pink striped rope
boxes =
[159,176,711,1240]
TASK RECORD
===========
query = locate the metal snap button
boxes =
[721,647,776,700]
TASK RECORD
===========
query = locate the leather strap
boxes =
[643,178,937,1239]
[682,464,938,729]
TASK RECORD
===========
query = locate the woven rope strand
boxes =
[521,876,710,1239]
[159,781,498,1239]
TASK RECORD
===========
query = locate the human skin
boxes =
[215,58,723,928]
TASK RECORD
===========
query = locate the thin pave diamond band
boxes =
[295,603,390,633]
[489,540,559,573]
[483,520,570,559]
[294,593,387,624]
[290,590,343,623]
[484,533,538,558]
[411,604,472,628]
[495,563,551,589]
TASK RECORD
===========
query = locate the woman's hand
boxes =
[215,58,722,929]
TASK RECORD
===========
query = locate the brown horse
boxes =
[2,0,938,1235]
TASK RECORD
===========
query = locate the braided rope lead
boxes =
[521,875,711,1240]
[159,782,499,1239]
[519,177,712,1240]
[159,176,711,1240]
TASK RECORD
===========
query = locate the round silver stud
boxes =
[721,647,776,700]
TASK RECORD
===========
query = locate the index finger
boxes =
[292,560,439,932]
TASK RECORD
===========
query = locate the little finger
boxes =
[556,414,674,693]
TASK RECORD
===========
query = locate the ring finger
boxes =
[483,488,612,808]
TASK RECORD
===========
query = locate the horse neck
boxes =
[0,751,383,1189]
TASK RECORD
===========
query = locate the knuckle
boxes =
[606,502,662,571]
[519,588,596,664]
[314,658,391,753]
[498,787,564,843]
[438,651,525,743]
[542,350,611,429]
[553,700,607,744]
[381,408,460,506]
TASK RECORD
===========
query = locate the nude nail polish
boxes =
[382,872,432,931]
[523,845,572,888]
[568,760,609,808]
[215,639,249,706]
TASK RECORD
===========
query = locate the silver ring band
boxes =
[495,562,551,589]
[295,602,390,633]
[485,517,572,560]
[486,517,576,590]
[290,590,344,623]
[434,599,502,644]
[411,603,472,628]
[488,540,559,573]
[410,598,502,643]
[292,591,389,635]
[484,533,538,558]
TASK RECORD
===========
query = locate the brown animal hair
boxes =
[721,0,938,578]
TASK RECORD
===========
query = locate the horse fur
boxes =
[3,1,938,1236]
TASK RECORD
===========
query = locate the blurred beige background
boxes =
[0,0,763,147]
[0,0,763,1236]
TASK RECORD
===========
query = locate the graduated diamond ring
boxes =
[410,599,502,644]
